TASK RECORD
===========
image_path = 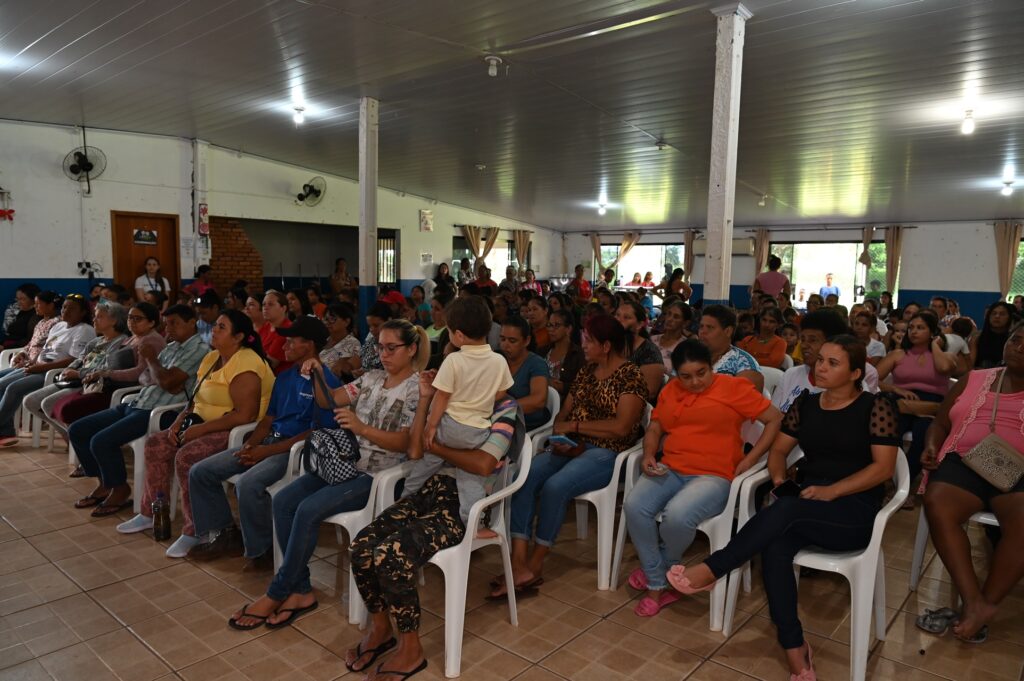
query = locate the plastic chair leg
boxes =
[68,443,77,466]
[909,507,930,591]
[874,551,887,641]
[441,555,471,678]
[575,501,589,540]
[595,498,615,591]
[498,538,519,627]
[610,507,628,591]
[722,566,744,637]
[132,442,145,514]
[348,570,368,626]
[848,568,875,681]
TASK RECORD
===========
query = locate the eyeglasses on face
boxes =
[127,315,148,322]
[375,342,409,354]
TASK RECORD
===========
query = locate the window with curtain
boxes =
[377,229,399,286]
[451,237,529,271]
[769,240,892,305]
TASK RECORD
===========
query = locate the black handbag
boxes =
[175,361,217,446]
[301,367,362,484]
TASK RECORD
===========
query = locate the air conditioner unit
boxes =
[691,237,755,257]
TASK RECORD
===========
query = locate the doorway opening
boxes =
[772,241,891,308]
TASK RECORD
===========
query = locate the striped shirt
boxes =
[131,333,209,411]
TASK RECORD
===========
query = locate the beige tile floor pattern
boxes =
[0,435,1021,681]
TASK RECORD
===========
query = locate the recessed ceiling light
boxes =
[475,163,487,171]
[1001,181,1014,196]
[960,110,975,135]
[293,106,305,125]
[597,204,607,216]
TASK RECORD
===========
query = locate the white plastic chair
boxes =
[908,507,1000,601]
[528,387,559,441]
[760,366,784,400]
[319,460,416,624]
[129,400,187,515]
[31,369,63,449]
[781,354,794,370]
[723,450,909,681]
[610,416,769,631]
[0,347,23,370]
[427,432,534,678]
[573,404,653,590]
[60,385,142,466]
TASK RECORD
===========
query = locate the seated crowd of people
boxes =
[1,253,1022,681]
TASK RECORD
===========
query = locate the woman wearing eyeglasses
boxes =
[227,319,428,631]
[0,294,95,448]
[545,309,584,399]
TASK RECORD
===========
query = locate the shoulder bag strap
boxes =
[988,368,1005,434]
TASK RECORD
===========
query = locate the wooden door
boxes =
[111,211,180,299]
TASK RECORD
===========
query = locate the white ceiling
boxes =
[1,0,1022,230]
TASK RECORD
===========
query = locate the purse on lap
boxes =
[961,369,1024,493]
[301,367,362,484]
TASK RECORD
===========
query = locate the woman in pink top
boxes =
[919,322,1024,643]
[752,255,791,299]
[876,312,957,480]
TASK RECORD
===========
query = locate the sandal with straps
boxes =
[227,604,271,631]
[374,659,427,680]
[345,636,397,673]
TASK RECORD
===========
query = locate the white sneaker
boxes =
[165,534,201,559]
[116,514,153,534]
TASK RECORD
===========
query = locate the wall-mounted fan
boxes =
[63,146,107,192]
[296,176,326,206]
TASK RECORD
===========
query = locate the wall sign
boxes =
[197,203,210,236]
[418,209,434,232]
[133,229,158,245]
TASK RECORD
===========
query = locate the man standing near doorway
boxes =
[818,273,841,300]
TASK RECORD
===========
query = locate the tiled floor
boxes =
[0,435,1022,681]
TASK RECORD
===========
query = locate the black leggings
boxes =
[705,493,879,649]
[899,389,945,481]
[350,474,466,633]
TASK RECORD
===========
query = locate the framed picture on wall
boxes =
[419,209,433,232]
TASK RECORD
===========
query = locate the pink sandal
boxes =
[628,568,648,591]
[0,437,18,448]
[634,590,682,617]
[666,565,716,595]
[789,642,815,681]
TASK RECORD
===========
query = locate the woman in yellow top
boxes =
[117,309,275,558]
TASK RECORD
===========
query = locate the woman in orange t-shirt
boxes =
[622,339,782,617]
[738,308,788,370]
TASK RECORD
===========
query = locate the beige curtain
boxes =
[884,225,904,293]
[589,233,605,271]
[512,229,532,275]
[478,227,500,267]
[591,232,642,273]
[683,230,696,282]
[859,226,875,267]
[752,228,770,277]
[459,225,483,259]
[994,220,1024,297]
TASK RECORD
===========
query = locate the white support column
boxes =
[702,3,752,305]
[358,96,379,334]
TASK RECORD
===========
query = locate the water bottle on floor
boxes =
[152,492,171,541]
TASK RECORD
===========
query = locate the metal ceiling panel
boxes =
[1,0,1022,229]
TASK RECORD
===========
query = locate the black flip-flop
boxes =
[375,658,427,680]
[90,499,132,518]
[265,601,319,629]
[345,636,397,673]
[69,466,87,478]
[485,577,543,602]
[488,575,543,589]
[227,604,271,631]
[74,495,106,509]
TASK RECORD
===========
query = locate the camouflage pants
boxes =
[350,474,466,632]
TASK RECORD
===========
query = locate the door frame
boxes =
[110,210,181,289]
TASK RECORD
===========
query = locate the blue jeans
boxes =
[68,404,174,487]
[623,471,731,590]
[510,445,618,546]
[0,370,45,437]
[267,472,373,601]
[189,437,290,559]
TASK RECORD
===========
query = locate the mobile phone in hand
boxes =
[548,434,578,448]
[770,479,801,500]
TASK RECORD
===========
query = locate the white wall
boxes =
[203,145,562,284]
[0,120,192,280]
[0,120,558,288]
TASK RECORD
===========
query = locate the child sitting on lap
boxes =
[404,295,513,537]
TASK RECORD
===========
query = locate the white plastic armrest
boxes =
[373,461,417,514]
[464,443,534,534]
[43,368,62,386]
[285,440,306,478]
[621,446,645,496]
[109,385,142,408]
[228,422,259,449]
[0,347,25,370]
[147,402,187,433]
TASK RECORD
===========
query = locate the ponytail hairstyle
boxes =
[36,290,62,317]
[382,318,430,371]
[619,299,650,341]
[220,308,266,360]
